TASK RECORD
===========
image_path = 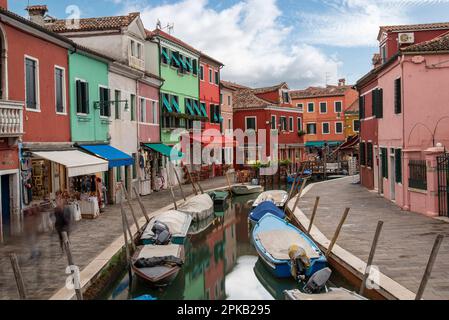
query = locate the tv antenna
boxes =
[325,72,331,86]
[156,19,174,34]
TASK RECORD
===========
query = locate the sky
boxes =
[8,0,449,88]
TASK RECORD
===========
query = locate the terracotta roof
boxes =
[345,99,359,113]
[26,5,48,12]
[144,28,154,39]
[151,29,200,55]
[378,22,449,40]
[402,30,449,53]
[232,83,296,110]
[200,52,224,67]
[46,12,140,33]
[252,82,288,94]
[290,85,352,99]
[220,80,249,90]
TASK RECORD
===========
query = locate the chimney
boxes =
[338,78,346,87]
[26,5,48,25]
[372,53,382,69]
[0,0,7,10]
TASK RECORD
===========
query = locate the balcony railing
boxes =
[129,55,145,71]
[0,100,23,137]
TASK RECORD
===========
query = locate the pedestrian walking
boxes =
[54,192,71,252]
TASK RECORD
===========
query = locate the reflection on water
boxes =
[104,184,309,301]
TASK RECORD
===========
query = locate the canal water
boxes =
[103,183,354,300]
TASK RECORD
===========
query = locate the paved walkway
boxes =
[298,177,449,300]
[0,177,227,300]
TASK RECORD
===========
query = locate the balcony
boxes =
[0,100,23,137]
[129,55,145,71]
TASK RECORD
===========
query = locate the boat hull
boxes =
[231,185,264,195]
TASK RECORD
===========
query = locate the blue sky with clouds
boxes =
[9,0,449,88]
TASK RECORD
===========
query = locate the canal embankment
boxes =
[288,176,449,300]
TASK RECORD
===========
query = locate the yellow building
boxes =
[344,99,359,138]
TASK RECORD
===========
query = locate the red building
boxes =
[0,3,73,241]
[231,82,304,168]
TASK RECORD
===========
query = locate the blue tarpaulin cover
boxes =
[250,201,285,222]
[79,145,134,168]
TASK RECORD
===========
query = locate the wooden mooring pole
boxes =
[166,166,178,210]
[307,197,320,234]
[132,186,150,223]
[120,183,140,231]
[170,161,186,201]
[61,231,83,300]
[359,220,383,296]
[9,253,27,300]
[415,234,444,300]
[325,207,350,258]
[184,166,199,196]
[288,176,309,215]
[120,203,133,281]
[225,171,233,198]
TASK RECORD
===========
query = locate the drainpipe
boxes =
[399,54,409,210]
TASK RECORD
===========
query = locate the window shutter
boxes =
[360,142,366,166]
[85,82,90,114]
[76,80,82,113]
[378,88,383,118]
[394,78,401,114]
[395,149,402,183]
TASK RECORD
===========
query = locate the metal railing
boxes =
[0,100,24,137]
[409,160,427,190]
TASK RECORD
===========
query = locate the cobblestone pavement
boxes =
[299,177,449,300]
[0,177,227,300]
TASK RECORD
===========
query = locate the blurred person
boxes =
[54,192,71,252]
[23,205,41,260]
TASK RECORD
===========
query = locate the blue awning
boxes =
[79,145,134,168]
[305,141,342,148]
[144,143,184,161]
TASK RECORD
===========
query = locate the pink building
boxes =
[357,24,449,218]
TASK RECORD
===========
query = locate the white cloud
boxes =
[121,0,341,88]
[297,0,449,47]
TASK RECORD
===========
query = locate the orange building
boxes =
[290,79,358,160]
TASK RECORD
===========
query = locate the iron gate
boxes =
[437,153,449,217]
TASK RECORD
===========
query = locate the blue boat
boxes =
[133,294,157,301]
[252,214,327,278]
[249,201,285,226]
[287,169,312,184]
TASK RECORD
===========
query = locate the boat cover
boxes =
[178,194,214,222]
[255,229,320,260]
[137,244,182,259]
[134,256,183,268]
[141,210,191,240]
[250,201,285,222]
[253,190,288,207]
[285,288,367,300]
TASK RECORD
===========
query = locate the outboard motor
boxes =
[151,221,172,245]
[303,267,332,294]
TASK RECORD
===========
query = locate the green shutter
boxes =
[381,148,388,178]
[162,94,172,112]
[161,47,170,64]
[171,51,181,67]
[395,149,402,183]
[360,142,366,166]
[185,99,194,115]
[193,100,201,116]
[172,96,181,113]
[394,78,401,114]
[200,102,208,117]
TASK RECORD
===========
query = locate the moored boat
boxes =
[252,214,327,278]
[188,213,216,235]
[178,193,214,222]
[231,184,264,195]
[252,190,288,209]
[131,244,184,287]
[140,210,192,245]
[208,190,229,205]
[249,201,286,226]
[284,288,367,300]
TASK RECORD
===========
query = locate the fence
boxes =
[408,160,427,190]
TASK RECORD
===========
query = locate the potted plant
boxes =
[298,130,306,137]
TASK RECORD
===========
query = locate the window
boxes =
[335,122,343,134]
[320,102,327,113]
[359,95,365,119]
[228,119,232,130]
[152,101,158,124]
[271,115,276,130]
[282,91,290,103]
[307,123,316,134]
[200,65,204,80]
[245,117,256,131]
[55,67,65,113]
[289,117,294,132]
[210,104,221,124]
[25,57,39,110]
[381,148,388,178]
[161,47,169,64]
[409,160,427,190]
[76,79,89,114]
[99,86,110,117]
[171,51,181,68]
[228,96,231,105]
[297,117,302,131]
[137,43,142,59]
[280,116,287,131]
[394,78,401,114]
[335,101,342,113]
[130,94,136,121]
[373,88,383,118]
[209,69,213,84]
[322,122,330,134]
[395,149,402,183]
[297,103,304,112]
[132,153,137,179]
[360,142,366,165]
[116,167,121,182]
[307,102,314,113]
[215,71,219,85]
[185,57,192,73]
[381,45,387,64]
[130,40,136,57]
[114,90,121,119]
[367,143,373,167]
[353,119,360,132]
[140,98,146,123]
[192,59,198,76]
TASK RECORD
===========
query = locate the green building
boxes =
[68,49,111,143]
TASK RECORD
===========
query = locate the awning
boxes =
[305,141,342,148]
[32,150,108,177]
[79,145,134,168]
[144,143,184,161]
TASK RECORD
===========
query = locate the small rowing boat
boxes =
[231,184,264,195]
[252,214,327,278]
[140,210,192,245]
[249,201,286,227]
[208,190,229,205]
[131,244,184,287]
[188,213,216,235]
[178,193,214,222]
[252,190,288,209]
